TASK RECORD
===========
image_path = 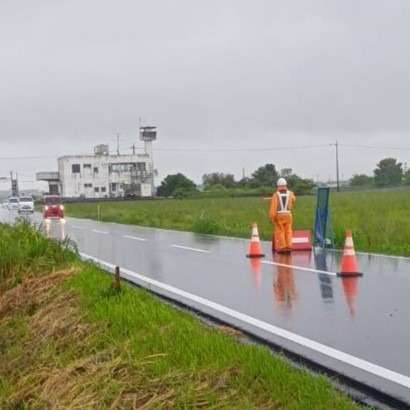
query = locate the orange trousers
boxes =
[274,213,293,251]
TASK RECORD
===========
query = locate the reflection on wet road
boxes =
[2,209,410,403]
[273,253,297,312]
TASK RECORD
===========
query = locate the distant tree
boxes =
[280,168,293,178]
[250,164,279,187]
[204,183,227,191]
[202,172,236,188]
[172,187,198,199]
[350,174,374,187]
[237,177,251,187]
[157,173,197,197]
[286,174,315,195]
[403,169,410,185]
[374,158,403,187]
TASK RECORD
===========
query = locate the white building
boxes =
[37,127,157,198]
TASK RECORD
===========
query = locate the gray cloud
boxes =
[1,0,410,188]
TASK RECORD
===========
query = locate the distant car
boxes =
[18,196,34,213]
[43,195,64,219]
[7,197,19,211]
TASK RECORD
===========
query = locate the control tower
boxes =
[139,126,157,192]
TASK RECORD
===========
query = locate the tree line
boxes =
[156,164,314,198]
[157,157,410,198]
[350,158,410,187]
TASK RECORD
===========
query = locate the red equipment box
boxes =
[273,230,312,251]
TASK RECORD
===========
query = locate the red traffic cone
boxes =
[338,231,363,277]
[246,223,265,258]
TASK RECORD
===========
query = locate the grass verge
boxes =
[0,222,360,409]
[65,189,410,256]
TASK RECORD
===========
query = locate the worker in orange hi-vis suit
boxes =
[269,178,296,253]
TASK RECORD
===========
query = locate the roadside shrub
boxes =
[191,213,221,234]
[173,187,199,199]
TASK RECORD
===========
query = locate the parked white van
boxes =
[18,196,35,213]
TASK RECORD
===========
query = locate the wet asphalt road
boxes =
[2,209,410,404]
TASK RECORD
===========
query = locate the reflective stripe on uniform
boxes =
[277,191,291,214]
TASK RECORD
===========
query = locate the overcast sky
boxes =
[1,0,410,190]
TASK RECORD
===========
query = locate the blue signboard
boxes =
[314,187,334,247]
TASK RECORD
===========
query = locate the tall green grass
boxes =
[66,189,410,255]
[0,221,360,408]
[66,264,359,409]
[0,221,75,290]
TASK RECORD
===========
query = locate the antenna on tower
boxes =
[116,133,120,156]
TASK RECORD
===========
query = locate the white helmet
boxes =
[277,177,287,187]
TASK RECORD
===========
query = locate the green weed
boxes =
[66,189,410,255]
[0,222,361,409]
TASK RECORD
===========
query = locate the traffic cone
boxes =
[246,223,265,258]
[337,231,363,277]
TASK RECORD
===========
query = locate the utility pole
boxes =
[335,141,340,192]
[10,171,19,197]
[116,133,120,156]
[131,144,136,155]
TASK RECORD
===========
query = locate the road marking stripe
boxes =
[68,216,410,261]
[123,235,147,242]
[171,244,210,253]
[79,252,410,390]
[262,260,337,276]
[92,229,109,235]
[356,251,410,261]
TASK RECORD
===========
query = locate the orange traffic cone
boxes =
[338,231,363,277]
[246,223,265,258]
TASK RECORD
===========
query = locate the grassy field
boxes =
[65,189,410,255]
[0,222,360,409]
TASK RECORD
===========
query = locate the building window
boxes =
[84,183,92,188]
[93,167,99,174]
[101,187,106,193]
[136,162,146,172]
[94,187,99,193]
[83,164,92,169]
[110,183,117,192]
[109,163,136,173]
[72,164,80,173]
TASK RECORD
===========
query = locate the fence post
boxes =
[112,266,121,290]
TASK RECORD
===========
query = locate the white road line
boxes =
[171,244,210,253]
[262,260,337,276]
[356,251,410,261]
[67,217,410,261]
[92,229,109,235]
[123,235,147,242]
[79,252,410,390]
[316,247,410,261]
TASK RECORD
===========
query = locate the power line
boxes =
[1,142,409,160]
[340,144,410,151]
[153,144,331,152]
[0,155,55,160]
